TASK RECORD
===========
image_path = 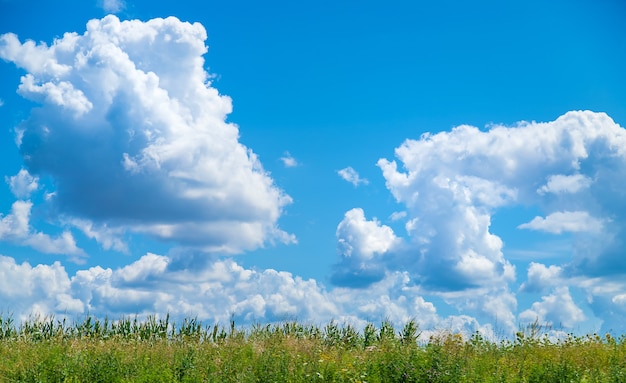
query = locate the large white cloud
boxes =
[0,15,293,254]
[333,110,626,333]
[0,252,478,333]
[379,112,626,271]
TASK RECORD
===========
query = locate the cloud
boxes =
[518,211,604,234]
[280,151,298,168]
[332,208,401,287]
[519,286,585,329]
[338,166,369,187]
[68,219,128,253]
[99,0,125,13]
[327,110,626,332]
[0,201,86,261]
[519,262,562,293]
[0,255,82,319]
[5,168,38,198]
[537,174,592,195]
[67,253,340,322]
[0,201,30,239]
[0,250,510,336]
[0,252,404,328]
[389,211,407,221]
[375,111,626,283]
[0,16,293,254]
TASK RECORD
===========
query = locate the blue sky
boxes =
[0,0,625,337]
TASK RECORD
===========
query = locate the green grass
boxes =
[0,315,625,382]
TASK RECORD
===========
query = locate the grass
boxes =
[0,314,624,382]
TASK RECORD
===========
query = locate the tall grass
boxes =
[0,314,624,382]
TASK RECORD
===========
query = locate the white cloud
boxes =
[519,287,585,329]
[520,262,562,293]
[68,219,128,253]
[0,255,81,320]
[389,211,407,221]
[375,110,626,287]
[5,168,38,198]
[66,253,341,322]
[518,211,604,234]
[336,208,399,259]
[100,0,125,13]
[0,251,511,335]
[18,74,93,116]
[332,208,400,286]
[0,201,86,261]
[330,272,440,328]
[0,201,30,239]
[338,166,369,186]
[280,151,298,168]
[0,16,293,254]
[321,110,626,332]
[537,174,592,195]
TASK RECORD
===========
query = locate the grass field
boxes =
[0,314,625,382]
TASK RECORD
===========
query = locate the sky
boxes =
[0,0,625,338]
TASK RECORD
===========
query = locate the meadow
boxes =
[0,314,625,382]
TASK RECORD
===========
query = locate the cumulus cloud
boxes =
[0,201,85,261]
[377,112,626,279]
[333,208,401,287]
[280,151,298,168]
[0,255,82,319]
[5,168,38,198]
[338,166,369,186]
[0,16,293,254]
[520,262,562,293]
[0,251,454,331]
[518,211,604,234]
[537,174,592,195]
[519,286,585,329]
[329,110,626,332]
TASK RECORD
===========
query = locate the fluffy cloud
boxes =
[0,16,293,254]
[0,255,82,319]
[378,112,626,274]
[537,174,592,195]
[5,169,38,199]
[520,262,562,293]
[338,166,369,186]
[518,211,604,234]
[332,208,401,287]
[519,287,585,329]
[0,251,458,332]
[0,201,85,261]
[332,110,626,333]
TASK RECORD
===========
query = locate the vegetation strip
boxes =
[0,315,625,382]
